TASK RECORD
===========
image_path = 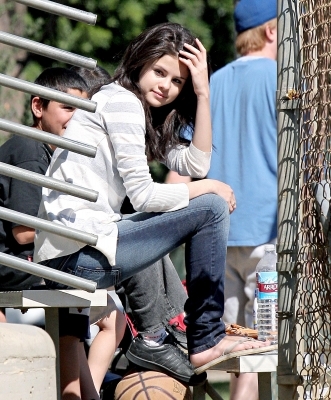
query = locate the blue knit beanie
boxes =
[234,0,277,33]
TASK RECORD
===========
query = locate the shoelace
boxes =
[164,336,192,366]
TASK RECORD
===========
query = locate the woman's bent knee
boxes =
[197,193,229,219]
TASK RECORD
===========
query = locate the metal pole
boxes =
[0,163,98,203]
[0,32,96,70]
[15,0,97,25]
[0,207,97,246]
[277,0,301,398]
[0,119,96,157]
[0,74,96,113]
[0,253,97,292]
[0,119,96,158]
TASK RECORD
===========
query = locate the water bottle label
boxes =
[257,271,278,300]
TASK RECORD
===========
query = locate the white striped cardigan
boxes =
[34,82,211,266]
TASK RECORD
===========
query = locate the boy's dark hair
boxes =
[31,67,89,123]
[70,66,111,98]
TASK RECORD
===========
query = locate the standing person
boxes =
[208,1,278,399]
[34,22,276,394]
[0,67,126,400]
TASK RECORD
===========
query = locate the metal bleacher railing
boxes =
[0,0,100,293]
[0,2,107,398]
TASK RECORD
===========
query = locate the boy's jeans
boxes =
[116,254,187,334]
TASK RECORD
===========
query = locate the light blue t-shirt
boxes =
[208,56,277,246]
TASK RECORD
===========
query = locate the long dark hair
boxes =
[112,23,201,161]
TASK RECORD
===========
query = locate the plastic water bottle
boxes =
[256,244,278,344]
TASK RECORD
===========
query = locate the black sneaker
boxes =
[167,322,188,351]
[125,335,206,386]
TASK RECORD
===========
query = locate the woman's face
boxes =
[139,55,189,108]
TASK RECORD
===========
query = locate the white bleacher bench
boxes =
[193,350,278,400]
[1,290,278,400]
[0,288,108,400]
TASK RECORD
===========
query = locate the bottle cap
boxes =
[265,244,275,252]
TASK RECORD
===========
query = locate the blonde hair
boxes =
[235,18,277,56]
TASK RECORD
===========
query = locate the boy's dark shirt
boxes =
[0,135,53,290]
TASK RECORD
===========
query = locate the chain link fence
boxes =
[290,1,331,398]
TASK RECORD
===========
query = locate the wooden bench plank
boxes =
[0,289,109,400]
[193,351,278,400]
[209,351,278,373]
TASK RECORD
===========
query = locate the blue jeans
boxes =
[44,194,229,354]
[116,254,188,334]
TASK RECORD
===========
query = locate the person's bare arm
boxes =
[179,39,211,153]
[12,226,35,245]
[165,170,192,184]
[0,310,6,322]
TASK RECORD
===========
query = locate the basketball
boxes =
[114,370,193,400]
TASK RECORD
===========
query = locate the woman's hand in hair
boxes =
[178,39,209,99]
[181,38,211,153]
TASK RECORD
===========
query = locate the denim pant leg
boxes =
[45,193,229,354]
[115,193,229,354]
[116,254,187,334]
